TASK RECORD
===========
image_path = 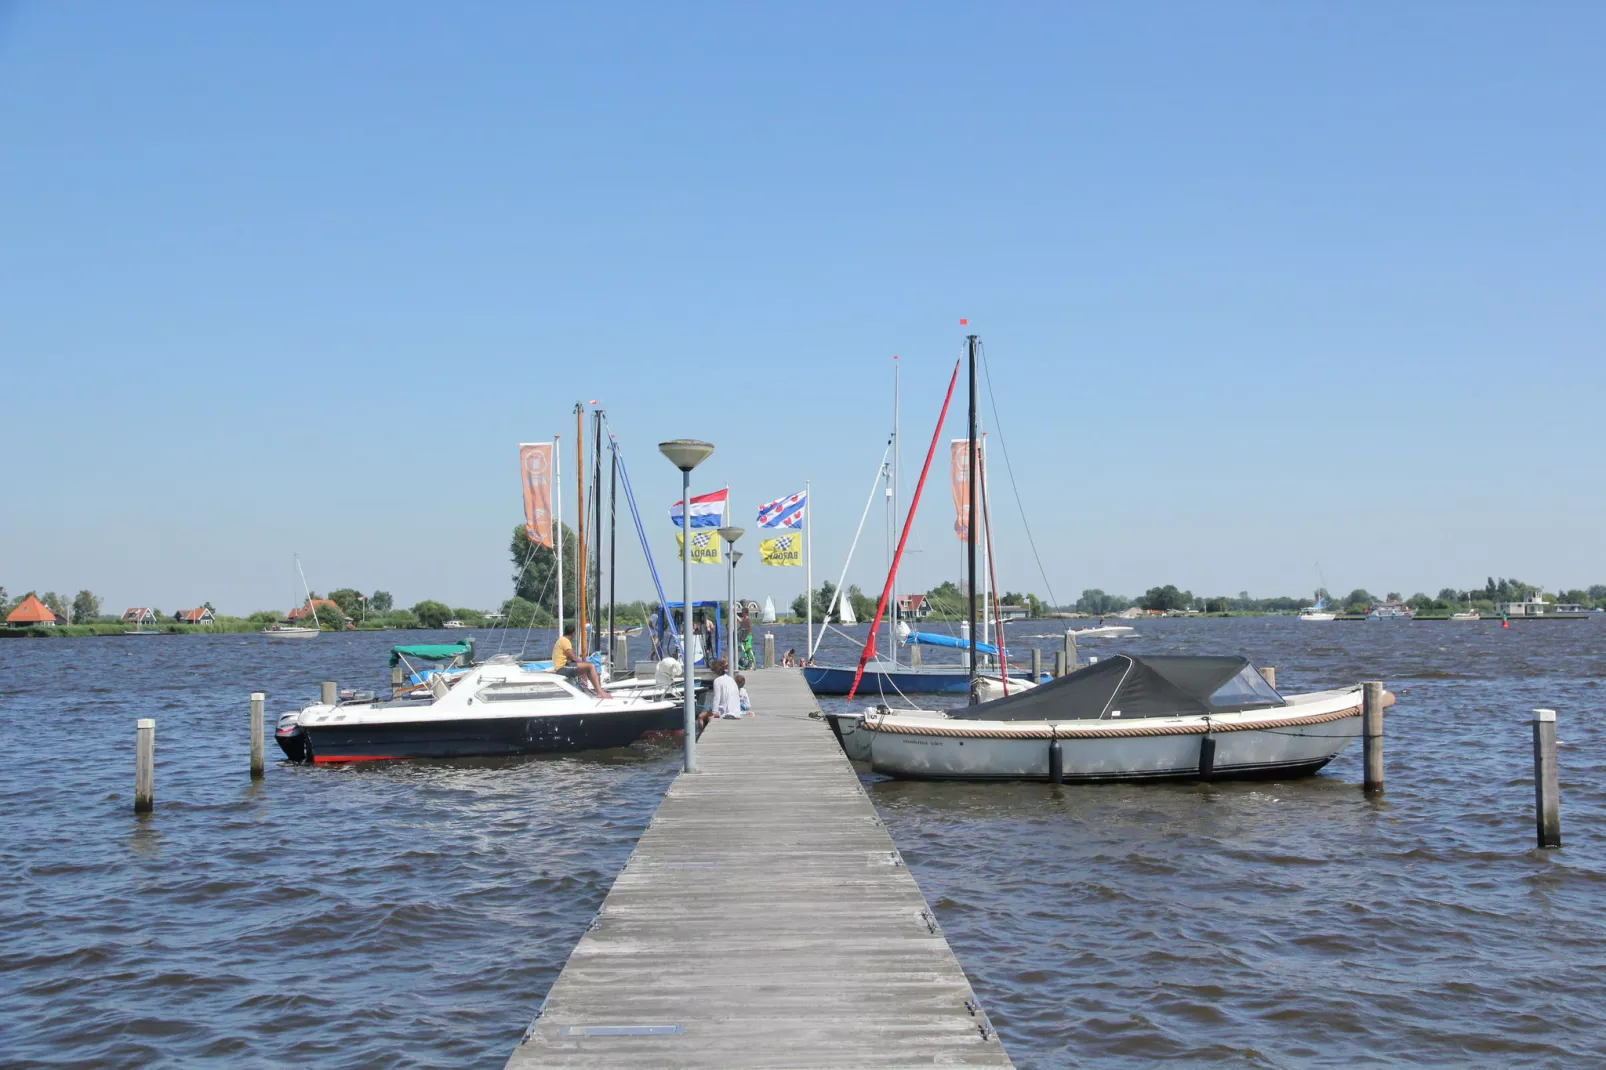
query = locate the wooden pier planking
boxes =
[504,668,1013,1069]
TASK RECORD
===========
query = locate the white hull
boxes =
[263,627,320,639]
[865,687,1366,782]
[1069,625,1135,638]
[1298,612,1336,622]
[1449,612,1480,621]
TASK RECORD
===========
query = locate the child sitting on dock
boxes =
[781,648,796,667]
[710,660,746,720]
[735,673,752,715]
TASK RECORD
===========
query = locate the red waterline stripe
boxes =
[311,754,405,763]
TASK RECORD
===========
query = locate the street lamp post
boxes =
[660,440,715,773]
[731,550,744,667]
[718,526,745,671]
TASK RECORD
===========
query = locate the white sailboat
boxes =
[838,593,857,625]
[263,555,321,638]
[761,596,776,624]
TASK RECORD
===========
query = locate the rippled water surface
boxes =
[3,618,1603,1067]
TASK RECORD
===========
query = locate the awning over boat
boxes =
[389,638,474,666]
[947,654,1285,721]
[903,629,1000,657]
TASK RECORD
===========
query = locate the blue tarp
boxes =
[903,629,1000,657]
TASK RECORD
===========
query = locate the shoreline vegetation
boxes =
[5,573,1601,639]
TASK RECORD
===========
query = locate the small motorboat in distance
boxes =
[275,656,675,763]
[863,654,1390,783]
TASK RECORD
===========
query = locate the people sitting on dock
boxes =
[710,659,744,720]
[782,648,797,667]
[554,624,612,700]
[735,673,752,715]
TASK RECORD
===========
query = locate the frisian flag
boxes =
[669,488,728,529]
[757,490,806,529]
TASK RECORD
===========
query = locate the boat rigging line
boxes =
[846,357,962,702]
[806,437,893,661]
[977,338,1061,612]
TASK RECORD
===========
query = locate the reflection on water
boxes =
[3,618,1603,1067]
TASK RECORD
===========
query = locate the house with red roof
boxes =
[287,598,341,623]
[176,607,215,625]
[122,607,157,625]
[7,594,61,627]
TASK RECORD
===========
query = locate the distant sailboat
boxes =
[761,596,776,624]
[263,555,321,638]
[838,594,857,625]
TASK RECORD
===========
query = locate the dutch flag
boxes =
[669,488,728,529]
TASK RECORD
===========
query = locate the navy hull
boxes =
[299,708,664,763]
[803,663,1036,695]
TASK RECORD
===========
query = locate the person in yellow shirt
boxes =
[553,624,611,699]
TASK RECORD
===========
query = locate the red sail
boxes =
[847,359,962,701]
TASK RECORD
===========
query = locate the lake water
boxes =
[2,617,1602,1067]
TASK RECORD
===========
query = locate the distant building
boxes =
[7,594,60,627]
[995,603,1030,621]
[1496,591,1552,617]
[288,599,341,622]
[896,594,928,620]
[121,607,157,625]
[176,607,215,624]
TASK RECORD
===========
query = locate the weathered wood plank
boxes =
[504,668,1013,1069]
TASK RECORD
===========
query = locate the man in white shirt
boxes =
[709,660,744,720]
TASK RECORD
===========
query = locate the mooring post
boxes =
[249,692,265,778]
[1259,666,1277,689]
[1031,647,1043,681]
[391,665,404,689]
[763,632,775,668]
[613,635,629,679]
[909,644,922,668]
[1053,649,1066,677]
[1064,633,1078,671]
[134,718,155,813]
[320,680,337,706]
[1533,708,1561,848]
[1363,680,1384,793]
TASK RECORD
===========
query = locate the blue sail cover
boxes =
[903,630,1000,657]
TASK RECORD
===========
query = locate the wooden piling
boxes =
[1030,647,1043,681]
[1533,708,1561,848]
[1259,666,1276,689]
[1064,632,1078,671]
[391,665,404,689]
[613,635,629,678]
[763,632,775,668]
[1053,649,1066,677]
[249,692,265,778]
[1363,680,1384,793]
[909,643,922,668]
[134,719,155,813]
[320,680,337,705]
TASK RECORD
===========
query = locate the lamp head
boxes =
[659,439,715,471]
[731,550,743,565]
[718,525,745,545]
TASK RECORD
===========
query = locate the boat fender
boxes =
[1198,730,1216,781]
[1048,735,1064,785]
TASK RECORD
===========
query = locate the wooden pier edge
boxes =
[504,668,1014,1069]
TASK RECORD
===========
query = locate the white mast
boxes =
[888,355,899,667]
[554,435,564,635]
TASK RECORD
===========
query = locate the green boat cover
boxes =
[389,638,474,666]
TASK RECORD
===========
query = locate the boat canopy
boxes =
[947,654,1285,721]
[389,638,474,666]
[903,629,1000,657]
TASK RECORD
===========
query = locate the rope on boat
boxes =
[861,704,1363,740]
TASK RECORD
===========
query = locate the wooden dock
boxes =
[504,668,1014,1069]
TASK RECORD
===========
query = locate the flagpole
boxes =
[804,478,813,662]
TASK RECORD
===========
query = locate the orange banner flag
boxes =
[519,443,554,548]
[949,439,971,542]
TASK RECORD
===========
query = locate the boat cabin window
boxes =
[1207,664,1284,710]
[476,682,572,702]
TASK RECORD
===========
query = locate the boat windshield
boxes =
[1205,663,1284,710]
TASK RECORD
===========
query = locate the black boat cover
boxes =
[948,654,1286,721]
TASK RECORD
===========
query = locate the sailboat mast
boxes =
[889,355,899,668]
[591,407,604,657]
[555,435,564,637]
[966,333,979,701]
[608,436,618,668]
[574,403,587,657]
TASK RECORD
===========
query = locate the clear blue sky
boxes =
[2,2,1601,614]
